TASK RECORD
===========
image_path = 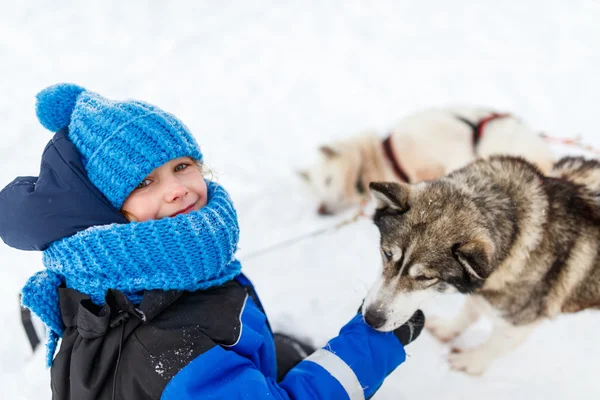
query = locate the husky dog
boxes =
[362,156,600,375]
[299,108,554,215]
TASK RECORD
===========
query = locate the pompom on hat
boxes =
[35,83,203,209]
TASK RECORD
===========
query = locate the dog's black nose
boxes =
[364,307,387,329]
[317,204,333,216]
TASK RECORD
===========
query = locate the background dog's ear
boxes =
[369,181,409,212]
[453,238,494,281]
[297,169,310,182]
[319,145,339,158]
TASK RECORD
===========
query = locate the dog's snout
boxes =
[363,307,387,329]
[317,204,333,216]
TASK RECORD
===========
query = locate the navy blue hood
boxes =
[0,128,127,251]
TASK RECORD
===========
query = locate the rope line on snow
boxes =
[540,132,600,155]
[240,207,369,261]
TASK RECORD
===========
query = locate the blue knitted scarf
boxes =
[21,182,242,366]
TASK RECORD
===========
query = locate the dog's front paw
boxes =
[425,317,462,343]
[448,348,490,376]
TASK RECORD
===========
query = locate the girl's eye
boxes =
[174,163,189,172]
[136,179,151,189]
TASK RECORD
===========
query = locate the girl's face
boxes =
[121,157,208,222]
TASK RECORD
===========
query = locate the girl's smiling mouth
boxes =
[170,202,197,217]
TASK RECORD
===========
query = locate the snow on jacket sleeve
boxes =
[160,314,406,400]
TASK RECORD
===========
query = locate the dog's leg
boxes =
[448,319,539,376]
[426,296,481,343]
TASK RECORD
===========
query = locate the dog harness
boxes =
[455,112,510,148]
[381,112,511,183]
[382,135,411,182]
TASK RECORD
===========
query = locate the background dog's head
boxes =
[299,138,370,215]
[362,180,496,331]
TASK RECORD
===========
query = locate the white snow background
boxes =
[1,1,600,399]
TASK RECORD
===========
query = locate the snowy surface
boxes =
[1,1,600,399]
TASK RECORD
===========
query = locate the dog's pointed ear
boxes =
[453,238,494,282]
[297,169,310,182]
[319,145,339,158]
[369,181,409,212]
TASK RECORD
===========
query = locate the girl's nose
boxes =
[165,181,189,202]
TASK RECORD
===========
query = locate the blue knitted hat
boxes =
[35,83,203,209]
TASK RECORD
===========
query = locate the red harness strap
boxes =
[382,135,410,182]
[472,113,510,147]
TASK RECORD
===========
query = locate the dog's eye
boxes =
[383,250,393,261]
[355,178,365,194]
[415,275,439,285]
[415,275,432,281]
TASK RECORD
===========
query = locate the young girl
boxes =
[0,83,424,400]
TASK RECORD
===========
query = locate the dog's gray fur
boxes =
[363,155,600,374]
